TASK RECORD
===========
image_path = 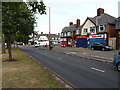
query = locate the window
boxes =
[67,32,72,36]
[83,28,88,34]
[64,32,67,36]
[61,33,64,37]
[90,27,95,33]
[52,38,54,40]
[55,38,58,40]
[99,25,105,32]
[76,29,80,35]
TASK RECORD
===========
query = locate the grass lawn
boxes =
[2,48,62,88]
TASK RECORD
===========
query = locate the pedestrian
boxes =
[49,41,53,50]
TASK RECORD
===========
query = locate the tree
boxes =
[2,1,46,61]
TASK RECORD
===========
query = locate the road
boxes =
[19,46,119,88]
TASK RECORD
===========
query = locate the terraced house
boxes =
[115,1,120,50]
[116,17,120,50]
[61,19,81,47]
[61,8,118,49]
[78,8,117,49]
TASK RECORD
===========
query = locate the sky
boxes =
[33,0,120,34]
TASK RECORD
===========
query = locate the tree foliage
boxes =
[2,1,46,60]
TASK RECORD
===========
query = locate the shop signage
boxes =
[76,35,88,39]
[89,34,107,39]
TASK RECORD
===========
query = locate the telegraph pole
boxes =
[49,7,52,50]
[49,7,51,40]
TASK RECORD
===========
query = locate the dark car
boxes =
[91,43,112,51]
[113,50,120,71]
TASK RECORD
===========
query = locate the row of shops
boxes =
[61,33,108,48]
[61,8,120,50]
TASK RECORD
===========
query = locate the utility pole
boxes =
[49,7,51,38]
[49,7,52,50]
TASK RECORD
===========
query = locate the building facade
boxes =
[116,17,120,50]
[80,8,117,49]
[61,19,80,47]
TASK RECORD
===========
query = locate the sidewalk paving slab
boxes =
[38,46,118,63]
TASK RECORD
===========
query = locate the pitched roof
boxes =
[62,24,80,32]
[38,34,59,40]
[68,24,77,32]
[88,13,116,25]
[62,27,69,32]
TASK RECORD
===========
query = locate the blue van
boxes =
[113,50,120,71]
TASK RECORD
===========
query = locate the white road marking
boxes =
[58,57,63,59]
[57,57,63,62]
[67,52,77,55]
[44,53,47,55]
[91,67,105,73]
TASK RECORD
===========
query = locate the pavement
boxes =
[37,46,118,63]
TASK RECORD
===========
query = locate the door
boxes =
[76,38,88,48]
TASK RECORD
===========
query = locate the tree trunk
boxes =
[7,40,12,61]
[2,34,6,53]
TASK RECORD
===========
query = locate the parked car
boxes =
[34,42,40,47]
[61,44,66,47]
[91,43,112,51]
[113,50,120,71]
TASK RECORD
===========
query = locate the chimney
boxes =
[69,22,73,26]
[41,32,43,35]
[118,1,120,17]
[76,19,80,28]
[97,8,104,16]
[58,33,60,37]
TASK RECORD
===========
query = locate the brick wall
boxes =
[107,24,117,37]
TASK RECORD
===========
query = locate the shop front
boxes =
[67,38,73,47]
[61,38,67,47]
[76,35,88,48]
[89,33,107,47]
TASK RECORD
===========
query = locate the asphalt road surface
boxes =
[19,46,119,88]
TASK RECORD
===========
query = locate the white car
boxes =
[34,42,40,47]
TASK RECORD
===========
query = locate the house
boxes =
[80,8,117,49]
[38,32,60,46]
[115,1,120,50]
[76,17,96,48]
[116,17,120,50]
[61,19,80,47]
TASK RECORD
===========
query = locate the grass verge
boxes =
[2,48,62,88]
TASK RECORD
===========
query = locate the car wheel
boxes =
[102,48,105,51]
[91,47,94,50]
[117,63,120,72]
